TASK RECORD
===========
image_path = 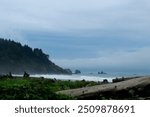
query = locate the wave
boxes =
[30,74,115,82]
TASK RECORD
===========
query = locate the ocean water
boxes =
[31,74,114,82]
[14,71,150,82]
[30,72,148,82]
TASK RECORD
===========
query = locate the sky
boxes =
[0,0,150,73]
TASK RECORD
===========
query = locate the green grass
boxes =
[0,76,98,100]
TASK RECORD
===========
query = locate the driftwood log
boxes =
[57,77,150,99]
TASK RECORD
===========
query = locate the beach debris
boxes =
[23,71,30,78]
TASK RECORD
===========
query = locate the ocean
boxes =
[30,72,149,82]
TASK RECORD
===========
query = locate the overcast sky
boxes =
[0,0,150,73]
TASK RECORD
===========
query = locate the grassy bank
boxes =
[0,76,98,100]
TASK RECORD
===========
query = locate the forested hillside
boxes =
[0,38,70,74]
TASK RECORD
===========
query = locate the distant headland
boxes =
[0,38,71,74]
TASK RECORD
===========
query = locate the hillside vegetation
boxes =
[0,38,70,74]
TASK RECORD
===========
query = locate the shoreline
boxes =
[1,74,150,100]
[13,73,149,83]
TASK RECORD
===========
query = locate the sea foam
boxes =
[30,74,115,82]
